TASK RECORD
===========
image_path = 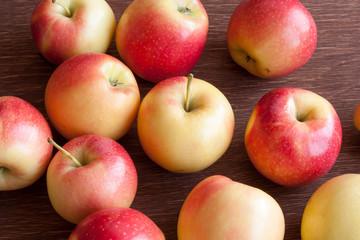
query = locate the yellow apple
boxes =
[137,75,234,173]
[301,174,360,240]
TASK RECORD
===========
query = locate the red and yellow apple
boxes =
[245,87,342,186]
[178,175,285,240]
[0,96,53,190]
[116,0,209,83]
[301,174,360,239]
[137,74,234,173]
[68,208,165,240]
[46,135,138,224]
[227,0,317,78]
[354,102,360,131]
[31,0,116,65]
[45,53,140,141]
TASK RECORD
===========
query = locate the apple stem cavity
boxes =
[47,138,82,167]
[184,73,193,112]
[110,79,122,87]
[178,6,192,15]
[52,0,71,18]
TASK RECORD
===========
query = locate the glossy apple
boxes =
[302,174,360,239]
[46,135,138,224]
[227,0,317,78]
[0,96,53,190]
[68,207,165,240]
[354,102,360,131]
[45,53,140,141]
[116,0,209,83]
[137,74,234,173]
[31,0,116,65]
[178,175,285,240]
[245,88,342,186]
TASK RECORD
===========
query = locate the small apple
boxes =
[178,175,285,240]
[46,135,138,224]
[227,0,317,78]
[68,207,165,240]
[31,0,116,65]
[45,53,140,141]
[137,74,234,173]
[301,174,360,239]
[245,87,342,186]
[116,0,209,83]
[354,102,360,131]
[0,96,53,191]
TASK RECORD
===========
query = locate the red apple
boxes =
[116,0,209,83]
[45,53,140,141]
[245,88,342,186]
[178,175,285,239]
[227,0,317,78]
[68,207,165,240]
[31,0,116,65]
[46,135,138,224]
[137,74,234,173]
[0,96,53,190]
[354,102,360,131]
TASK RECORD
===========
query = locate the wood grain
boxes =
[1,0,360,239]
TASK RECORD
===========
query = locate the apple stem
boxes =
[47,138,82,168]
[52,0,71,17]
[185,73,193,112]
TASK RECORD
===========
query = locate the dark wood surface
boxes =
[1,0,360,239]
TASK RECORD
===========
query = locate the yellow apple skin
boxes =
[137,76,234,173]
[178,175,285,240]
[354,102,360,131]
[301,174,360,240]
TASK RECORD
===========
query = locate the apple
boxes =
[68,207,165,240]
[46,135,138,224]
[45,53,140,141]
[227,0,317,78]
[178,175,285,240]
[245,87,342,186]
[0,96,53,191]
[301,174,360,239]
[115,0,209,83]
[354,102,360,131]
[137,74,234,173]
[31,0,116,65]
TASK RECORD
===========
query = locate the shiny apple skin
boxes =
[227,0,317,78]
[68,208,165,240]
[116,0,209,83]
[31,0,116,65]
[245,88,342,186]
[0,96,53,190]
[47,135,138,224]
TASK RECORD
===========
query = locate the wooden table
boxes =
[1,0,360,239]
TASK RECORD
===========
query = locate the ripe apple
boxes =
[68,207,165,240]
[227,0,317,78]
[116,0,209,83]
[45,53,140,141]
[301,174,360,239]
[245,87,342,186]
[178,175,285,240]
[46,135,138,224]
[0,96,53,191]
[354,102,360,131]
[31,0,116,65]
[137,74,234,173]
